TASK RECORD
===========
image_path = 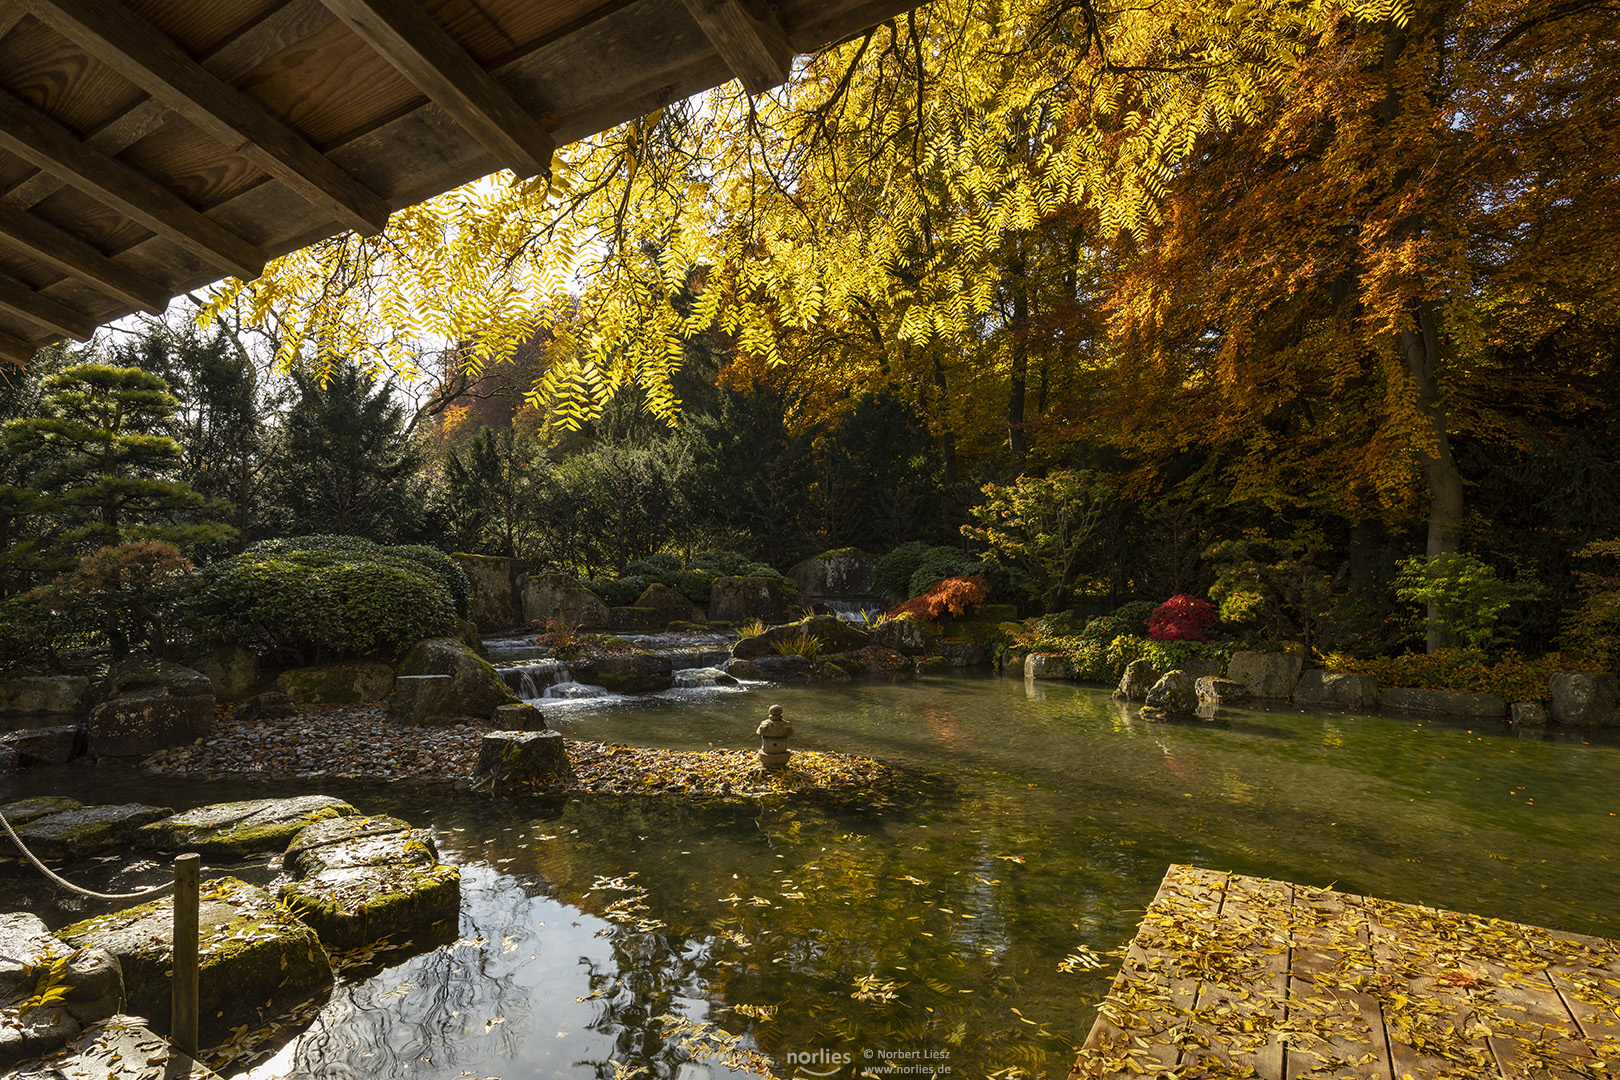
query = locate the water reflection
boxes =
[6,675,1619,1080]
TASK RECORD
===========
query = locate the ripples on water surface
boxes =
[9,674,1620,1079]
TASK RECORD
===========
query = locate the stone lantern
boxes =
[756,704,794,769]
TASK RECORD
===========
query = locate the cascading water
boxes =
[671,667,738,688]
[822,598,881,623]
[497,658,572,699]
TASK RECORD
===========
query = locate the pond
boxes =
[8,674,1620,1080]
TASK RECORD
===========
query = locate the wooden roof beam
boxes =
[0,88,265,282]
[680,0,793,95]
[0,327,37,364]
[26,0,390,237]
[317,0,555,178]
[0,274,96,340]
[0,203,170,313]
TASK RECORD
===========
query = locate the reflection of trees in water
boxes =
[282,867,537,1078]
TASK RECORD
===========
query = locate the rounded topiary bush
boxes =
[247,535,469,618]
[191,536,458,663]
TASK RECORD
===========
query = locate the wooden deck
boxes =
[1073,865,1620,1080]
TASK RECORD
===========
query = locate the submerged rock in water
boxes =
[1113,659,1161,702]
[575,651,673,693]
[0,724,84,767]
[0,795,82,825]
[15,803,172,859]
[1143,670,1199,719]
[10,1015,225,1080]
[732,615,870,660]
[57,877,333,1041]
[139,795,356,857]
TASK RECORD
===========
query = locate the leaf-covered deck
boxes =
[1073,865,1620,1080]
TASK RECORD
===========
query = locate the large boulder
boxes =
[1195,676,1250,707]
[13,803,171,859]
[871,616,933,656]
[1511,702,1548,726]
[1113,659,1161,702]
[395,637,519,719]
[1548,672,1620,727]
[635,583,704,625]
[0,724,84,766]
[279,814,460,950]
[1025,653,1071,679]
[0,913,123,1065]
[1380,686,1508,719]
[1293,670,1380,709]
[276,662,395,705]
[727,654,816,680]
[233,690,298,722]
[522,573,609,629]
[1143,670,1199,719]
[732,615,871,660]
[576,651,673,693]
[476,729,575,790]
[933,640,987,667]
[1180,657,1224,681]
[491,701,547,730]
[87,658,213,759]
[789,548,879,601]
[609,606,661,631]
[454,553,524,630]
[186,644,260,702]
[58,878,333,1041]
[1224,651,1305,700]
[140,795,357,857]
[0,674,89,720]
[386,674,461,725]
[709,575,789,624]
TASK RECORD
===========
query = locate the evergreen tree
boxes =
[441,423,544,559]
[265,364,423,539]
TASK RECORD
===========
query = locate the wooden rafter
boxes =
[317,0,556,178]
[2,0,339,214]
[679,0,793,95]
[26,0,390,237]
[0,203,169,313]
[0,274,94,340]
[0,326,36,364]
[0,88,266,282]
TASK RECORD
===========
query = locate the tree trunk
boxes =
[1006,254,1029,471]
[1399,305,1464,653]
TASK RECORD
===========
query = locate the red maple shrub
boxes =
[887,574,988,625]
[1148,594,1219,642]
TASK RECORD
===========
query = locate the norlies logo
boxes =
[786,1048,852,1075]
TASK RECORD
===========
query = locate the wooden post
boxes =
[171,853,200,1055]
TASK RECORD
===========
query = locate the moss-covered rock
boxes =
[16,803,172,859]
[731,615,871,660]
[0,912,123,1065]
[708,575,791,624]
[280,863,460,951]
[88,657,213,759]
[185,644,261,703]
[454,553,522,630]
[0,674,89,720]
[789,548,879,601]
[276,662,395,705]
[287,822,437,878]
[0,795,82,825]
[577,651,673,693]
[634,583,703,625]
[57,877,332,1041]
[139,796,356,857]
[522,574,610,629]
[393,637,518,720]
[608,605,661,631]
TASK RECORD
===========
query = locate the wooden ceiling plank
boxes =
[0,326,38,363]
[26,0,389,236]
[316,0,555,177]
[679,0,792,95]
[3,0,336,213]
[0,1,25,41]
[0,273,96,339]
[0,202,169,312]
[0,87,265,281]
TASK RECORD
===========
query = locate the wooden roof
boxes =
[0,0,919,363]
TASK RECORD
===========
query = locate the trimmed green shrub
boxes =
[248,535,469,618]
[1323,648,1590,704]
[873,542,930,597]
[586,550,791,608]
[1060,633,1234,685]
[191,537,457,663]
[1077,615,1126,644]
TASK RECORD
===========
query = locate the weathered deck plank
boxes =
[1072,865,1620,1080]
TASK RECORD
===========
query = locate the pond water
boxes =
[8,674,1620,1080]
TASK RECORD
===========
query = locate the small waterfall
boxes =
[498,659,572,699]
[672,667,739,688]
[541,682,614,700]
[662,647,734,670]
[823,599,881,623]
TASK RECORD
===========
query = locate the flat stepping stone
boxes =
[284,817,436,878]
[15,804,172,859]
[57,877,332,1043]
[139,795,356,856]
[279,862,460,951]
[283,813,417,861]
[0,796,82,826]
[8,1014,220,1079]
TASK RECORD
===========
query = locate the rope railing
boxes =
[2,805,199,1054]
[0,808,174,901]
